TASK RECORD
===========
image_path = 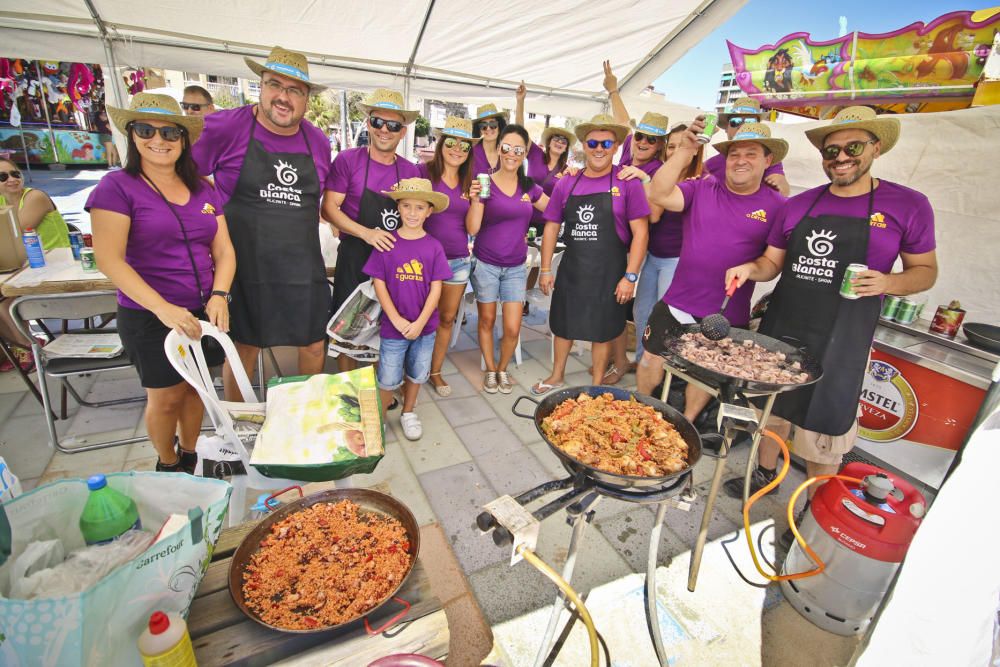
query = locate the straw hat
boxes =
[358,88,420,124]
[383,178,449,212]
[107,93,204,144]
[804,106,901,155]
[719,96,766,122]
[630,112,670,137]
[713,122,788,164]
[474,104,509,123]
[574,114,630,144]
[439,116,481,143]
[540,126,575,147]
[245,46,325,92]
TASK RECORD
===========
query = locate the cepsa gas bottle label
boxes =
[859,360,918,442]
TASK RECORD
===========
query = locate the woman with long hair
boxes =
[623,122,704,365]
[417,116,479,397]
[87,93,236,473]
[467,124,549,394]
[470,104,509,176]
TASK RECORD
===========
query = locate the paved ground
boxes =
[0,167,862,666]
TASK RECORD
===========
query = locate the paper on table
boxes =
[5,247,107,287]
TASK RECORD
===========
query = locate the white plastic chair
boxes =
[164,321,329,527]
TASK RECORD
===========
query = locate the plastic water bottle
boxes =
[138,611,198,667]
[79,474,141,545]
[22,230,45,268]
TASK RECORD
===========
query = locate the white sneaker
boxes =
[400,412,423,441]
[497,371,513,394]
[483,371,499,394]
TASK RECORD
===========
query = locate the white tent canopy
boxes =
[1,0,744,118]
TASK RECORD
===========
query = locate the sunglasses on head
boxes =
[130,122,185,142]
[0,170,23,182]
[443,137,472,153]
[728,117,753,128]
[820,139,877,160]
[180,102,206,111]
[586,139,615,150]
[500,143,525,156]
[477,119,500,131]
[369,116,404,133]
[633,132,662,145]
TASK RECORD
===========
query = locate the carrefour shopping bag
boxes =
[0,472,231,667]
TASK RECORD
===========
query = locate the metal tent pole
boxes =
[33,62,59,165]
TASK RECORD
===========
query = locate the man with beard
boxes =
[322,88,421,371]
[721,107,937,545]
[193,46,332,399]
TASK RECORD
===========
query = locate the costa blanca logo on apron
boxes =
[259,159,303,207]
[380,207,400,230]
[791,228,840,284]
[571,204,599,240]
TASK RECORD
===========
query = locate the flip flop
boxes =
[530,381,564,396]
[602,364,623,385]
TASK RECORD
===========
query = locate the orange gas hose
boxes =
[743,429,863,581]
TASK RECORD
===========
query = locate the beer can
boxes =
[22,230,45,269]
[929,303,966,338]
[839,263,867,299]
[696,112,718,144]
[82,233,94,248]
[893,299,919,324]
[880,295,902,320]
[68,231,84,260]
[477,173,491,199]
[80,247,98,273]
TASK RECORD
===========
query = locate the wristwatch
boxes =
[625,273,638,283]
[210,290,231,303]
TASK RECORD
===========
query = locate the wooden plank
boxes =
[198,558,231,598]
[270,609,449,666]
[212,522,258,560]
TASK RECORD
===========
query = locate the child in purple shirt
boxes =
[363,178,451,440]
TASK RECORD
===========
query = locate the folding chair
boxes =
[11,291,147,453]
[165,322,345,527]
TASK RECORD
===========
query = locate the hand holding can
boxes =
[476,173,491,200]
[696,113,718,144]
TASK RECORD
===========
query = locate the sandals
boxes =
[530,380,564,396]
[602,364,623,385]
[429,372,452,398]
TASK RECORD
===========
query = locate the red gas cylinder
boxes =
[780,463,926,635]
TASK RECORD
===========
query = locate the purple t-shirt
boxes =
[704,151,785,181]
[766,180,936,272]
[417,162,471,260]
[473,178,544,267]
[648,211,683,258]
[326,147,421,221]
[471,142,497,176]
[362,232,451,339]
[85,171,221,311]
[620,135,663,177]
[526,142,569,226]
[191,105,331,206]
[543,166,650,246]
[664,178,786,325]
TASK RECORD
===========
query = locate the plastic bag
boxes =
[0,457,22,503]
[327,280,381,361]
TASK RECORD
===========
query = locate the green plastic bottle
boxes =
[79,474,141,545]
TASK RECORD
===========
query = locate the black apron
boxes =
[760,183,880,434]
[223,111,327,347]
[549,171,628,343]
[331,151,401,311]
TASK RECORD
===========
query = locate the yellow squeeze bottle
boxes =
[138,611,198,666]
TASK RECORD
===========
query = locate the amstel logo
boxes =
[859,360,919,442]
[395,259,424,282]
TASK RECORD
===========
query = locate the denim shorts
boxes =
[471,259,527,304]
[377,333,436,390]
[446,256,472,285]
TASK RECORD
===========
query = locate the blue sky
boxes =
[653,0,999,109]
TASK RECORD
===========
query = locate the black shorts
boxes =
[116,305,225,389]
[641,301,701,357]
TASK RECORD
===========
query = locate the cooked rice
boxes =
[541,393,689,477]
[242,500,412,630]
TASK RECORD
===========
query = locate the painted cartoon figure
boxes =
[764,48,794,93]
[916,24,973,79]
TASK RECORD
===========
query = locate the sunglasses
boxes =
[477,119,500,131]
[500,143,525,156]
[443,137,472,153]
[0,170,23,182]
[130,122,185,142]
[820,139,877,160]
[180,102,207,111]
[585,139,615,150]
[262,78,307,99]
[633,132,662,145]
[728,117,753,128]
[549,135,569,145]
[369,116,404,133]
